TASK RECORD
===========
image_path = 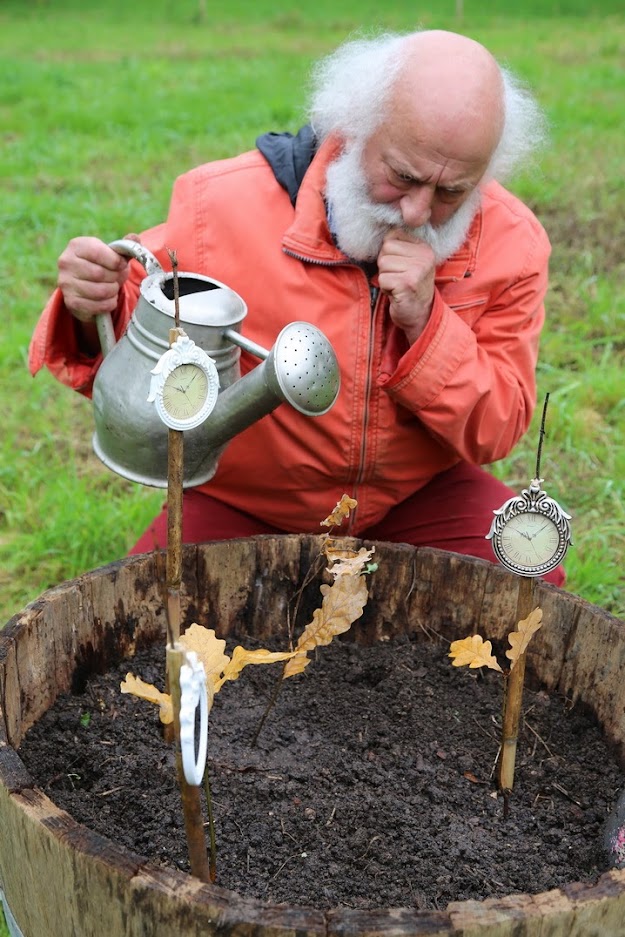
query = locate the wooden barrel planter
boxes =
[1,534,625,936]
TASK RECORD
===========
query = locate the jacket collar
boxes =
[281,135,483,281]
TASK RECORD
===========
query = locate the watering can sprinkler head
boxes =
[91,239,340,488]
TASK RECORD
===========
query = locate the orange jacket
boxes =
[29,137,550,534]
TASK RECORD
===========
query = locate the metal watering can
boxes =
[92,240,340,488]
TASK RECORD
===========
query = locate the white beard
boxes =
[325,142,481,264]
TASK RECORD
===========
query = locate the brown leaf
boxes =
[216,646,296,691]
[449,634,503,672]
[320,494,358,527]
[120,673,173,725]
[281,652,311,678]
[327,546,375,578]
[283,573,368,678]
[180,624,230,689]
[506,607,543,670]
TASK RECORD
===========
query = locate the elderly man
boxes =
[29,29,561,583]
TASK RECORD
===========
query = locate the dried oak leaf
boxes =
[326,546,375,578]
[449,634,503,672]
[320,494,358,527]
[120,627,230,723]
[506,607,543,670]
[120,673,174,725]
[215,646,296,692]
[180,624,229,689]
[283,570,368,678]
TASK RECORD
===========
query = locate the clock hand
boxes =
[177,377,198,395]
[525,522,549,542]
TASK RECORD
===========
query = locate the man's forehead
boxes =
[375,136,488,188]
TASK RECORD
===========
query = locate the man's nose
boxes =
[400,186,433,227]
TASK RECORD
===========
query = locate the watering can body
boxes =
[91,240,340,488]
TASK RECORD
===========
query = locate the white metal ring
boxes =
[179,650,208,786]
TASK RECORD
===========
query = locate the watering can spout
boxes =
[197,322,339,450]
[91,240,340,488]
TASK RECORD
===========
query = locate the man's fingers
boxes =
[57,237,130,319]
[61,237,129,274]
[65,297,120,322]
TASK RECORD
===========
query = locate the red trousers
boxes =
[130,461,565,586]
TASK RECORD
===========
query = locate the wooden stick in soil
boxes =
[168,644,211,882]
[165,249,183,649]
[163,256,210,881]
[165,357,210,881]
[498,575,536,815]
[166,405,183,648]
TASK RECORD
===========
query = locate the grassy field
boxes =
[1,2,624,930]
[1,0,624,626]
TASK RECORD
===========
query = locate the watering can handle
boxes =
[95,239,164,356]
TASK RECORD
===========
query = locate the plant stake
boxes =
[149,249,220,881]
[498,575,535,803]
[486,393,572,813]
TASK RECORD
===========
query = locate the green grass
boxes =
[0,4,623,931]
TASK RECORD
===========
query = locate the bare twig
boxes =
[524,718,554,758]
[552,780,582,806]
[203,764,217,882]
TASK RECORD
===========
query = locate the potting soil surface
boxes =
[19,632,623,911]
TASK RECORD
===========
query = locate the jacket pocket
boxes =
[448,294,489,327]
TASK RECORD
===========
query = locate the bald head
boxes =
[390,31,505,168]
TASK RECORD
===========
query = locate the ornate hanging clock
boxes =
[147,332,220,431]
[486,394,572,578]
[487,477,572,577]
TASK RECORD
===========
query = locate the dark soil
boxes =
[19,633,622,912]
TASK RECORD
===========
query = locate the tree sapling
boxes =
[449,598,543,815]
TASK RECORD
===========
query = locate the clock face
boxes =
[148,334,220,430]
[493,511,565,575]
[162,363,209,422]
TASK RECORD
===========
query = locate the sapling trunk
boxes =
[163,337,185,743]
[203,765,217,882]
[252,541,327,744]
[498,576,536,797]
[166,421,183,647]
[165,419,210,881]
[163,309,210,881]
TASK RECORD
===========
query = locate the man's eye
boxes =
[438,189,464,202]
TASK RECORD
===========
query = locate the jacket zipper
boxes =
[348,280,380,534]
[282,247,379,535]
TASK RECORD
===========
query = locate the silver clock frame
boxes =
[486,477,572,577]
[147,333,220,431]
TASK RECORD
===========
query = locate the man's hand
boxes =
[57,236,137,322]
[377,229,436,345]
